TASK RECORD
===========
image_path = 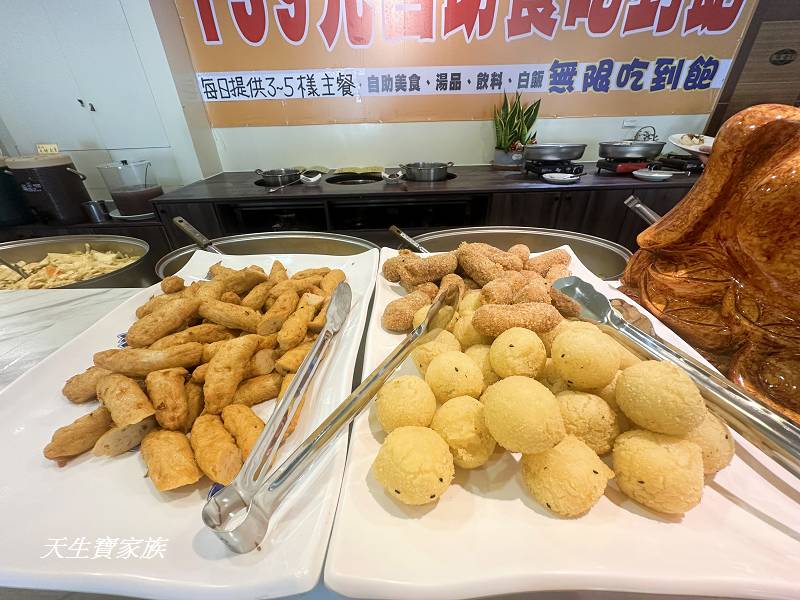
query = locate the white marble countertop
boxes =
[0,289,715,600]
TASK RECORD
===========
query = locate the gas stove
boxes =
[652,153,704,174]
[526,160,584,177]
[596,158,650,174]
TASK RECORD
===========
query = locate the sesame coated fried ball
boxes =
[539,319,600,357]
[472,302,562,338]
[464,344,500,392]
[489,327,546,379]
[375,375,437,433]
[430,396,496,469]
[521,435,614,517]
[372,426,455,505]
[411,330,461,375]
[680,410,735,475]
[508,244,531,263]
[552,329,620,390]
[425,351,484,403]
[612,430,704,515]
[481,376,565,453]
[615,361,706,435]
[556,390,620,455]
[590,371,631,432]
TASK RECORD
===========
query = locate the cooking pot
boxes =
[255,168,301,187]
[156,231,377,278]
[399,162,453,182]
[598,141,666,160]
[523,144,587,162]
[414,227,631,280]
[0,235,154,288]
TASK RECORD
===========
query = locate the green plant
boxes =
[493,92,541,151]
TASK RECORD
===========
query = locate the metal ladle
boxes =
[553,276,800,481]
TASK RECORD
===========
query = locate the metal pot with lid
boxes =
[5,153,90,224]
[598,141,666,160]
[399,162,454,182]
[523,143,587,162]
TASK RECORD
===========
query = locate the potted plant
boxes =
[492,92,541,168]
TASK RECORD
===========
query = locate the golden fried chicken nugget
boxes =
[97,374,156,427]
[146,368,189,431]
[257,289,300,335]
[293,267,331,279]
[184,380,205,432]
[44,406,113,463]
[278,293,324,351]
[472,302,561,337]
[308,296,331,333]
[320,269,346,295]
[135,292,183,319]
[275,340,315,374]
[93,343,204,378]
[222,404,265,459]
[220,291,241,305]
[233,372,283,407]
[141,429,202,491]
[160,275,185,294]
[62,366,111,403]
[126,298,200,348]
[525,249,571,276]
[191,415,243,485]
[198,299,260,333]
[209,263,237,280]
[92,416,157,456]
[149,323,234,350]
[194,279,226,302]
[243,348,275,379]
[220,267,268,295]
[268,277,323,299]
[191,362,208,383]
[203,335,259,414]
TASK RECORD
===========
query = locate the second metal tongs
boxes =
[553,276,800,481]
[202,284,459,553]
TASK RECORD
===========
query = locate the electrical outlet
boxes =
[36,143,59,154]
[621,118,639,128]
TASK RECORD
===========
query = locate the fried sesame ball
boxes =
[556,390,620,455]
[489,327,547,379]
[425,351,484,403]
[430,396,496,469]
[375,375,437,433]
[552,329,620,390]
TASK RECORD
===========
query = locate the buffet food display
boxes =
[0,244,137,289]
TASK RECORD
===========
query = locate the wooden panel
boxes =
[739,21,800,85]
[488,193,561,228]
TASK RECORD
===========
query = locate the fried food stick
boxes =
[62,366,111,403]
[397,253,457,289]
[44,406,113,463]
[141,429,202,491]
[93,343,204,378]
[126,298,200,348]
[472,302,562,337]
[525,249,571,276]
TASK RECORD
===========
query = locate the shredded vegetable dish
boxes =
[0,244,137,289]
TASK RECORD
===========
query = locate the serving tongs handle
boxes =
[553,276,800,481]
[172,216,224,254]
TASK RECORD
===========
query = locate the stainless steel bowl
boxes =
[0,235,154,288]
[523,143,587,162]
[598,141,666,160]
[414,227,631,280]
[255,168,302,187]
[399,162,453,182]
[156,231,378,278]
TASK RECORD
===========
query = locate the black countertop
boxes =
[155,165,699,203]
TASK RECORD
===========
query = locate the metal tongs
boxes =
[553,276,800,481]
[172,216,225,254]
[202,284,460,553]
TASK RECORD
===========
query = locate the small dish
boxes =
[109,209,155,221]
[668,134,715,156]
[632,169,674,182]
[542,173,580,185]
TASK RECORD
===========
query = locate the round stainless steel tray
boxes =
[0,235,152,288]
[414,227,631,280]
[156,231,378,278]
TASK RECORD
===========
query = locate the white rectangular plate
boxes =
[325,246,800,600]
[0,249,378,600]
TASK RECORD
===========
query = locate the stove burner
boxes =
[652,153,704,174]
[525,160,584,177]
[596,158,650,174]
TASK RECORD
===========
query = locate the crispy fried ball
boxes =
[680,411,735,475]
[481,376,565,453]
[556,390,620,455]
[552,329,620,390]
[412,304,456,330]
[425,351,484,403]
[452,312,493,349]
[590,371,631,433]
[540,319,599,356]
[521,435,614,517]
[372,426,454,505]
[464,344,499,392]
[508,244,531,263]
[612,430,704,515]
[411,330,461,375]
[615,361,705,435]
[458,289,483,314]
[375,375,437,433]
[430,396,496,469]
[489,327,546,378]
[604,334,642,370]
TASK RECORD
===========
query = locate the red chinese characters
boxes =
[505,0,560,40]
[318,0,375,49]
[621,0,682,36]
[683,0,747,35]
[383,0,435,41]
[193,0,222,44]
[229,0,269,45]
[274,0,309,44]
[442,0,499,41]
[563,0,624,36]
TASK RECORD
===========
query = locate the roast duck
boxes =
[621,104,800,425]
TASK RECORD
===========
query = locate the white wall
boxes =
[212,113,709,171]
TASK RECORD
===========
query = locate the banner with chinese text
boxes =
[176,0,755,126]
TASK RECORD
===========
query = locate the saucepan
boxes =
[598,141,666,160]
[255,168,301,187]
[399,161,454,182]
[523,143,587,162]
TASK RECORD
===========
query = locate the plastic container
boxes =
[5,154,90,225]
[97,159,163,215]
